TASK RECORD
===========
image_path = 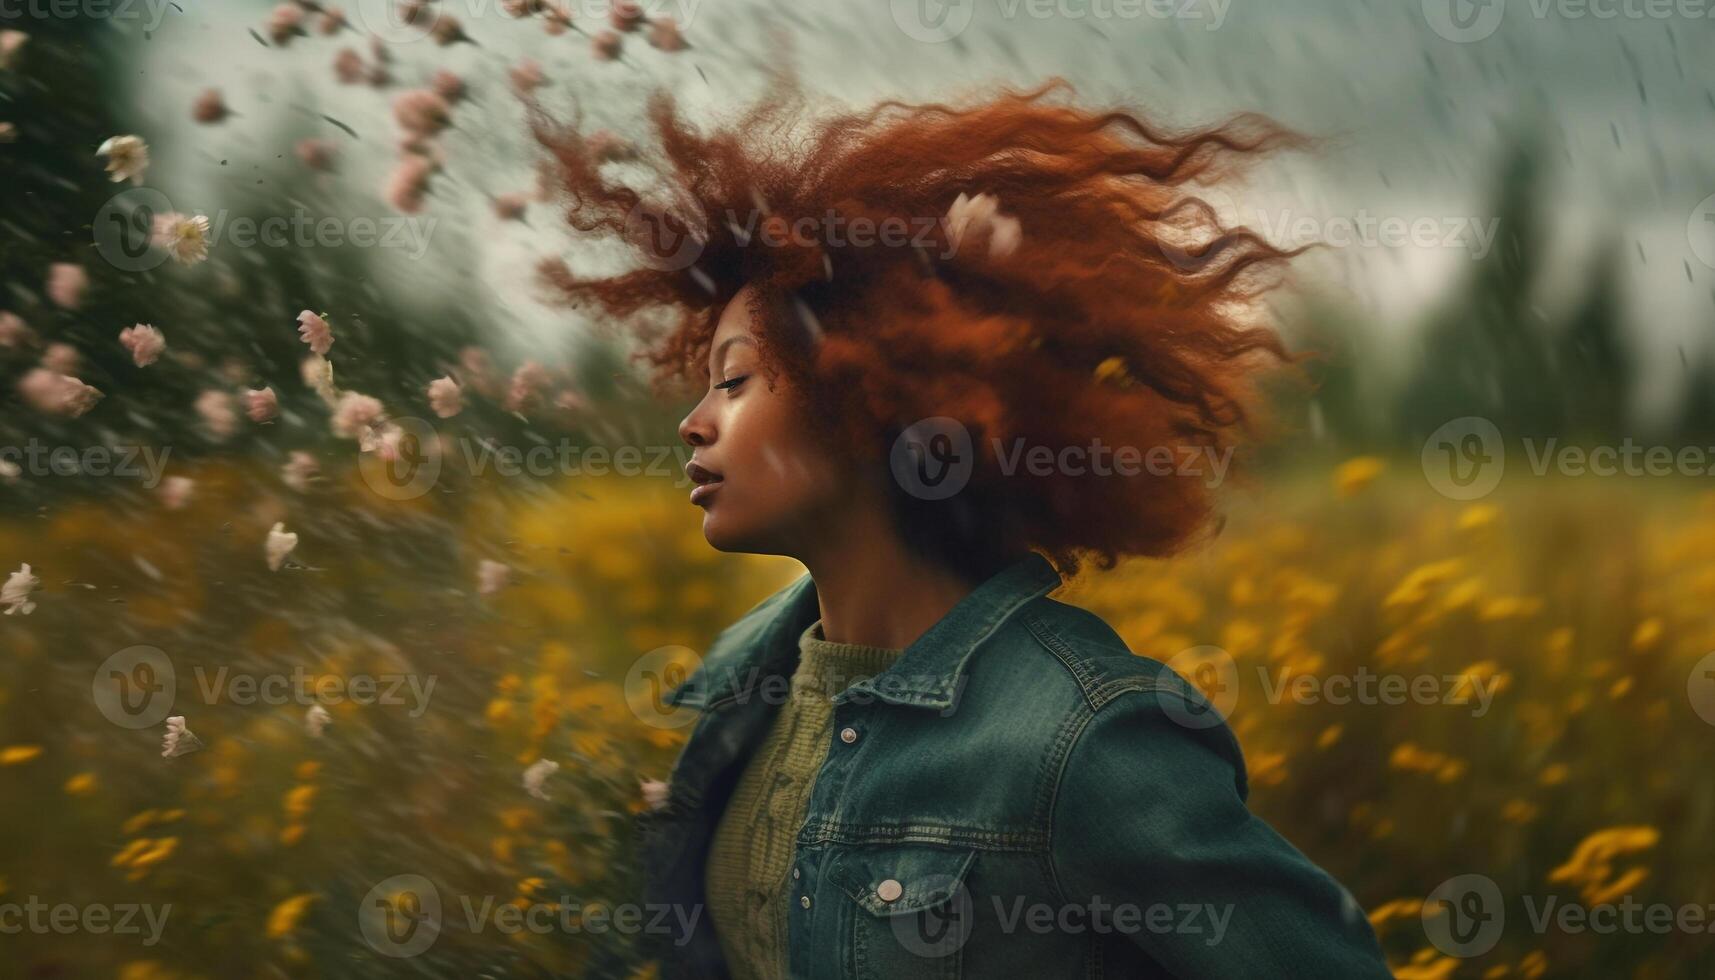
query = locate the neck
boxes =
[797,506,976,650]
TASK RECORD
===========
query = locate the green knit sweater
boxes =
[704,619,905,980]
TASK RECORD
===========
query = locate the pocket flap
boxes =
[826,843,978,917]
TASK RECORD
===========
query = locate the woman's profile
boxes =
[537,74,1393,979]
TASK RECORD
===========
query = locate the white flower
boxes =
[427,375,463,418]
[0,459,19,485]
[266,522,299,571]
[281,451,320,492]
[523,758,559,801]
[2,563,39,615]
[640,778,669,810]
[119,323,165,367]
[151,212,211,265]
[158,475,195,510]
[944,191,1022,260]
[305,705,332,738]
[97,135,150,185]
[296,310,333,356]
[162,716,204,758]
[477,559,511,596]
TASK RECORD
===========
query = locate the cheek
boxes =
[716,390,846,526]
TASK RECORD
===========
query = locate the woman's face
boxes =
[678,284,851,555]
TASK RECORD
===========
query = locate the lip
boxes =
[685,460,723,506]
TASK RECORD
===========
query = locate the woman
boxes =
[537,76,1392,979]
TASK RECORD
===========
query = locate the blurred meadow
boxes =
[4,0,1715,977]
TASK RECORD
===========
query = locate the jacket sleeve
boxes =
[1049,684,1394,979]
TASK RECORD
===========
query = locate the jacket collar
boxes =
[663,552,1063,712]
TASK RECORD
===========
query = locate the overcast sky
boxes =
[119,0,1715,418]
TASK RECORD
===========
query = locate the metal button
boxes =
[839,726,858,744]
[877,879,903,903]
[799,895,812,909]
[792,867,801,880]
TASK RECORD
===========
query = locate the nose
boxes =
[678,396,714,448]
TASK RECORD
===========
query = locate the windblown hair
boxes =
[534,75,1306,580]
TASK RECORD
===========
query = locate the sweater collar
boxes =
[663,552,1063,712]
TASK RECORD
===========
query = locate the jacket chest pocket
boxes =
[824,843,978,980]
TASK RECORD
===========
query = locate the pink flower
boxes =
[245,386,279,423]
[318,8,347,34]
[426,375,463,418]
[610,0,644,31]
[587,129,637,163]
[648,16,685,51]
[281,451,320,492]
[501,0,544,15]
[0,30,28,71]
[267,3,307,45]
[506,361,551,413]
[41,342,79,375]
[640,778,669,810]
[430,69,465,103]
[330,390,384,439]
[492,193,528,222]
[46,263,87,310]
[392,89,451,138]
[159,475,195,511]
[459,346,503,399]
[195,389,239,441]
[508,59,546,97]
[296,138,337,171]
[18,369,101,417]
[384,156,434,214]
[297,310,333,356]
[542,4,572,34]
[192,88,229,124]
[0,311,32,348]
[429,14,470,45]
[333,47,365,84]
[2,564,38,616]
[591,30,622,61]
[119,323,166,367]
[97,135,150,185]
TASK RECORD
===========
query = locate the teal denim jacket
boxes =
[636,553,1393,979]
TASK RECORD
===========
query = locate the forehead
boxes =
[711,284,760,346]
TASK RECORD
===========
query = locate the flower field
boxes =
[1,460,1711,977]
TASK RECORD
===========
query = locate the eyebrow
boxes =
[711,336,756,375]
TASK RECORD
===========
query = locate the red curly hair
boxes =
[533,75,1306,580]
